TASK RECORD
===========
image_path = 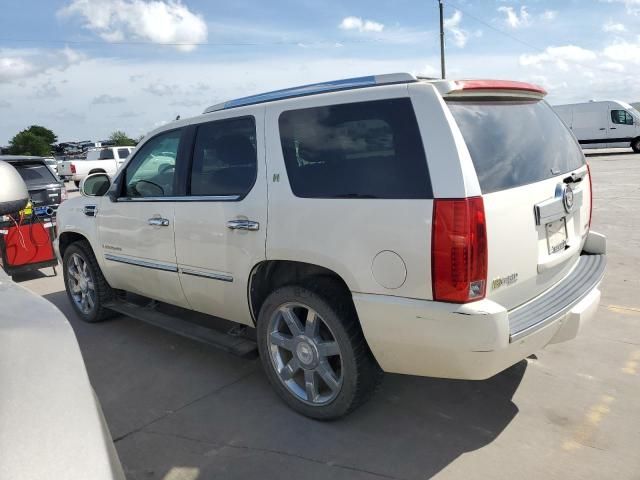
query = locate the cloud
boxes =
[0,100,11,108]
[34,81,61,99]
[92,94,126,104]
[520,45,597,71]
[444,10,469,48]
[603,0,640,15]
[0,47,85,83]
[58,0,208,52]
[143,82,179,96]
[600,61,626,72]
[540,10,557,21]
[170,98,203,107]
[603,40,640,63]
[498,6,531,28]
[339,16,384,33]
[603,21,626,32]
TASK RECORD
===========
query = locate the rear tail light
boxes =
[432,197,488,303]
[586,163,593,228]
[60,185,68,202]
[70,163,76,174]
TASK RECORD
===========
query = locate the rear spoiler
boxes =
[428,79,547,99]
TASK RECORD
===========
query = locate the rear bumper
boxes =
[354,235,606,380]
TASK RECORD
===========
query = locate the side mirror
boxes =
[0,161,29,216]
[81,173,111,197]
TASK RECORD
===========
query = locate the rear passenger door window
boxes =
[189,117,257,198]
[278,98,432,199]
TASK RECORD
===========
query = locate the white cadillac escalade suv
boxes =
[55,74,607,419]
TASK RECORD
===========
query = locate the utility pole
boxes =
[439,0,446,79]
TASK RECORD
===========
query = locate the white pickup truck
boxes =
[58,147,134,187]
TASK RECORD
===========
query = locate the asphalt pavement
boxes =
[15,148,640,480]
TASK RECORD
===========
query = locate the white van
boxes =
[554,100,640,152]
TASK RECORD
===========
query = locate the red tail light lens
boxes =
[70,163,76,174]
[587,163,593,228]
[432,197,488,303]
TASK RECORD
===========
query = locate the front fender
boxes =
[56,196,102,267]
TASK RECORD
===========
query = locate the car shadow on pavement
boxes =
[44,289,526,480]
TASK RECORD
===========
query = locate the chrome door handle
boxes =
[148,217,170,227]
[226,219,260,231]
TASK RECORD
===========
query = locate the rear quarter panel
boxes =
[264,84,438,299]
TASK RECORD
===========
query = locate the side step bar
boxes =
[104,298,258,359]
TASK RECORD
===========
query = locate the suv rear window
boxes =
[447,99,585,194]
[12,162,58,186]
[279,98,432,199]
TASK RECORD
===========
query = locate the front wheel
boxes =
[257,282,382,419]
[632,138,640,153]
[63,241,114,322]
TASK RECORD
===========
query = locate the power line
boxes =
[444,0,602,75]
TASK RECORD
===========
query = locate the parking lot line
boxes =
[562,395,615,452]
[607,305,640,315]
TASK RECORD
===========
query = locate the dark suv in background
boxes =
[0,156,67,216]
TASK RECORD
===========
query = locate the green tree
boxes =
[9,125,57,156]
[9,131,53,156]
[109,130,136,146]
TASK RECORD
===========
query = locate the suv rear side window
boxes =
[117,148,131,159]
[447,100,585,194]
[189,117,257,197]
[12,162,58,186]
[279,98,432,199]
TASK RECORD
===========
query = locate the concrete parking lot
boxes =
[16,149,640,480]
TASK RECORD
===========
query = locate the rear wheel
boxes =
[63,241,114,322]
[257,281,382,419]
[632,138,640,153]
[73,180,80,188]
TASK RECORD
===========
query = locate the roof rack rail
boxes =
[203,72,417,114]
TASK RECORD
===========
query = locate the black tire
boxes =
[73,180,80,188]
[257,279,382,419]
[63,240,115,322]
[632,138,640,153]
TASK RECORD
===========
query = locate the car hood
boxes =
[0,271,124,480]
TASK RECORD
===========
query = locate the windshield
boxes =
[12,162,59,187]
[447,99,585,194]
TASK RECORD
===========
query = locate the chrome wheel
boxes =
[67,253,96,315]
[268,302,343,405]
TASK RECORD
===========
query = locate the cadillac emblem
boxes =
[563,184,574,213]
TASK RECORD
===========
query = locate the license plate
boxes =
[546,218,568,254]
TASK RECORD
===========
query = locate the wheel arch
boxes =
[88,168,106,175]
[248,260,355,326]
[58,231,92,259]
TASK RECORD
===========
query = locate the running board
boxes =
[104,298,258,359]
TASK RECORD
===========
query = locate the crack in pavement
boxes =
[141,430,405,480]
[113,368,259,443]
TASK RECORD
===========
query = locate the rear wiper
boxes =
[333,193,379,199]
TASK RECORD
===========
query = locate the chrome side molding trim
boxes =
[179,267,233,282]
[117,195,241,203]
[104,254,178,272]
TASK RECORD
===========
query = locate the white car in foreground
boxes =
[55,74,606,419]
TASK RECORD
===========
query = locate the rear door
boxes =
[173,112,267,326]
[447,98,591,310]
